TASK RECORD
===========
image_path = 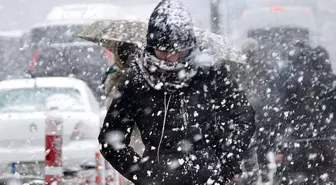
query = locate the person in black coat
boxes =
[274,43,336,184]
[98,1,256,185]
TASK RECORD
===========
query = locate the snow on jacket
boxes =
[98,61,256,185]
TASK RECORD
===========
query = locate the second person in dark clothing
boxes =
[98,0,256,185]
[275,43,336,185]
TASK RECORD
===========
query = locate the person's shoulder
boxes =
[118,63,153,93]
[113,66,137,90]
[194,59,231,82]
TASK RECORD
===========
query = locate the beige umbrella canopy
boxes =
[74,19,246,101]
[74,19,147,48]
[73,19,244,66]
[74,19,147,69]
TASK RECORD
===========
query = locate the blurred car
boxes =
[0,30,26,80]
[0,77,102,176]
[23,20,114,101]
[27,41,112,100]
[232,6,317,70]
[22,20,94,55]
[231,6,318,43]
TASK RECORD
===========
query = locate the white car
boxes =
[0,77,104,176]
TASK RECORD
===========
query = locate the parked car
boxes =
[23,20,114,101]
[231,6,317,70]
[0,77,103,176]
[22,20,93,55]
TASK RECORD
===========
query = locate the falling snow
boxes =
[2,0,336,184]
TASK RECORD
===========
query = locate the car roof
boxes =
[0,77,88,90]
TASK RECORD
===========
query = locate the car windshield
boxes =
[232,7,316,38]
[30,24,86,45]
[0,87,84,112]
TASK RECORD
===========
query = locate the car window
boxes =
[0,87,85,112]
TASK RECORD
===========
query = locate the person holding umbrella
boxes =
[98,0,256,184]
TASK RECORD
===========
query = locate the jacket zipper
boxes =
[157,92,172,164]
[180,95,189,131]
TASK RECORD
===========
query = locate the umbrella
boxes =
[73,19,244,68]
[74,20,147,70]
[74,19,147,47]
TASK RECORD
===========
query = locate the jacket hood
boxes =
[146,0,196,52]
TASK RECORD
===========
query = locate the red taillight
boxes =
[28,51,40,70]
[242,11,247,16]
[270,6,284,12]
[104,49,114,65]
[306,8,311,14]
[70,121,94,141]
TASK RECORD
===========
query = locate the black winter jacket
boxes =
[98,62,256,185]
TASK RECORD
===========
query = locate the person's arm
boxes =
[212,65,256,179]
[98,75,141,183]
